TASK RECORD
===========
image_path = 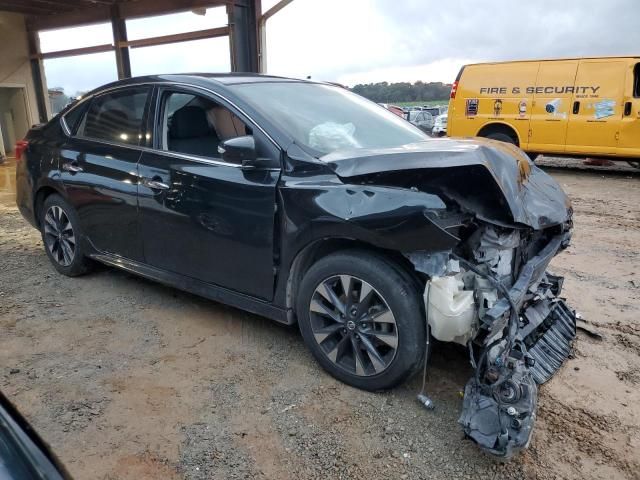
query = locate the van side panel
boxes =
[527,61,579,153]
[448,57,640,160]
[448,62,539,146]
[565,59,627,155]
[618,60,640,158]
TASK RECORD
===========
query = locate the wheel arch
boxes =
[33,185,64,227]
[284,237,423,324]
[477,122,521,146]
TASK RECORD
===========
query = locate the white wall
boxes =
[0,11,50,127]
[0,88,29,153]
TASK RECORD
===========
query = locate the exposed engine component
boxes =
[425,274,476,345]
[409,221,577,459]
[470,226,520,282]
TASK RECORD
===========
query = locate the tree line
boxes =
[350,81,451,104]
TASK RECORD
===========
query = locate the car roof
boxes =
[80,73,321,101]
[92,73,309,90]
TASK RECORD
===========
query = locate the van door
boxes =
[528,60,579,153]
[565,60,626,155]
[617,62,640,158]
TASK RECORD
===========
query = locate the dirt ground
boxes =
[1,156,639,480]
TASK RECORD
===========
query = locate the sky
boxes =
[40,0,640,96]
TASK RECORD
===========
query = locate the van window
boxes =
[77,87,151,146]
[634,63,640,98]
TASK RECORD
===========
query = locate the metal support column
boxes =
[25,27,49,123]
[111,5,132,79]
[258,0,294,73]
[228,0,259,73]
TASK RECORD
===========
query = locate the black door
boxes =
[60,86,152,260]
[137,87,280,300]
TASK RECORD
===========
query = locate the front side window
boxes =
[230,82,427,157]
[77,87,150,145]
[634,63,639,98]
[160,90,249,161]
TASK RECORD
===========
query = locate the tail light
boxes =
[15,140,29,161]
[450,81,459,99]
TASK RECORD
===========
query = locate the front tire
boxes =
[296,250,425,391]
[40,194,93,277]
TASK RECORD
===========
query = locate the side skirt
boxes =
[89,253,292,325]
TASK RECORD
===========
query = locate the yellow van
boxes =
[447,57,640,167]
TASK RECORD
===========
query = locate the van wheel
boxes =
[486,132,516,145]
[296,250,425,391]
[40,194,93,277]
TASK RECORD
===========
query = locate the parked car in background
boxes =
[0,390,70,479]
[378,103,405,118]
[432,113,447,136]
[16,73,576,458]
[408,109,434,133]
[422,105,447,118]
[447,56,640,168]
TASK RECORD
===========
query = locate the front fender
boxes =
[279,180,459,259]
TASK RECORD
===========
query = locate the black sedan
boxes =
[15,74,576,458]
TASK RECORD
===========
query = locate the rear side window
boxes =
[77,87,150,145]
[634,63,640,98]
[62,101,89,134]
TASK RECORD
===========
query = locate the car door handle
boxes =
[572,101,580,114]
[62,162,83,173]
[141,177,170,190]
[624,101,632,116]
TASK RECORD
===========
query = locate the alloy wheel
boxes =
[309,275,398,376]
[43,205,76,267]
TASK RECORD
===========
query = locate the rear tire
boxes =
[40,194,93,277]
[296,250,425,391]
[485,131,517,145]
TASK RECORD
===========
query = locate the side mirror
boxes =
[218,135,256,166]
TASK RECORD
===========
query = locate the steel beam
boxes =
[34,43,114,60]
[27,0,230,31]
[25,27,49,123]
[123,26,229,49]
[111,5,131,79]
[228,0,259,72]
[258,0,294,73]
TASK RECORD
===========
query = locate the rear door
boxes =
[60,86,151,260]
[617,61,640,157]
[137,86,281,300]
[528,60,578,152]
[565,59,626,155]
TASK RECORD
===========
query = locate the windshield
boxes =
[230,82,428,157]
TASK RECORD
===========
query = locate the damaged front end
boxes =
[409,221,576,458]
[321,139,578,458]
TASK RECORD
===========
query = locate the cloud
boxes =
[265,0,640,85]
[39,0,640,94]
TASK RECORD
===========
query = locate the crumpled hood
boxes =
[321,138,573,229]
